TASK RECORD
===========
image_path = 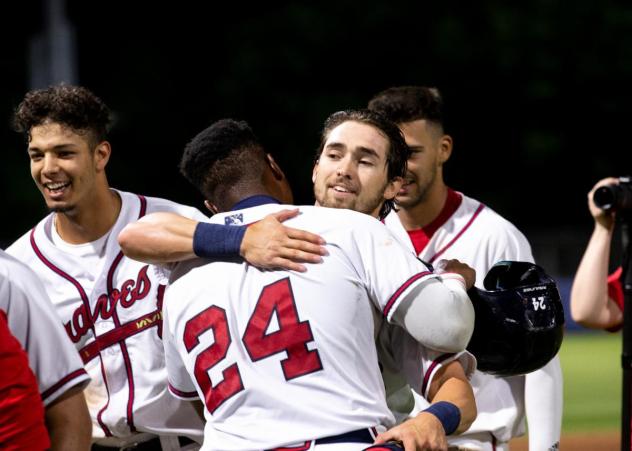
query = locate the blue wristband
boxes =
[423,401,461,435]
[192,222,247,259]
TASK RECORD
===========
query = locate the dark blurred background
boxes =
[1,0,630,291]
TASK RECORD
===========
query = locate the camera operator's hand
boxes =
[588,177,619,230]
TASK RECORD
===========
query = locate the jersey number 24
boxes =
[183,277,323,413]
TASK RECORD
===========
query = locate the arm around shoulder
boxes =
[118,212,200,264]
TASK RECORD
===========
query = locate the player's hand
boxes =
[240,209,327,272]
[588,177,618,230]
[373,412,448,451]
[435,259,476,289]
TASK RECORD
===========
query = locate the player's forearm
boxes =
[395,278,474,353]
[427,362,476,434]
[426,380,476,434]
[524,356,562,451]
[45,387,92,451]
[118,213,199,264]
[570,223,619,328]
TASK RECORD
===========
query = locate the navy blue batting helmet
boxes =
[466,261,565,376]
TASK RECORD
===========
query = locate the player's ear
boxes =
[383,176,404,201]
[204,200,219,215]
[266,154,285,181]
[438,134,453,164]
[93,141,112,172]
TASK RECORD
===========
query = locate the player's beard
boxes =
[315,179,389,217]
[49,205,74,213]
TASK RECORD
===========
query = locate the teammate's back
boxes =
[163,204,465,450]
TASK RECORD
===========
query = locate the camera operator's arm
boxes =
[570,177,623,329]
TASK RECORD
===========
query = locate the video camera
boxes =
[593,175,632,212]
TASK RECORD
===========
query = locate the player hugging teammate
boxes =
[3,84,561,451]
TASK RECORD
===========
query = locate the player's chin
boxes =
[322,196,355,211]
[46,201,75,214]
[394,194,416,208]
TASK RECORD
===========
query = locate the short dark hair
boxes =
[315,109,410,219]
[368,86,445,129]
[180,119,266,201]
[12,84,111,145]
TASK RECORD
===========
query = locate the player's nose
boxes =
[335,155,354,178]
[41,154,60,175]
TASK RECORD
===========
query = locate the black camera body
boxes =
[593,176,632,212]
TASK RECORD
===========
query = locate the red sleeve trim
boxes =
[168,383,198,399]
[41,368,89,401]
[383,271,433,318]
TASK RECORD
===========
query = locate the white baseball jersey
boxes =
[0,249,90,406]
[384,190,563,449]
[6,189,207,445]
[163,204,473,451]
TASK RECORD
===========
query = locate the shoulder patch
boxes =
[225,213,244,225]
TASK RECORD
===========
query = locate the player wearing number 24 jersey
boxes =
[154,113,477,451]
[163,204,474,451]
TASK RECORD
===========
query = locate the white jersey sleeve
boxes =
[0,250,89,406]
[346,217,474,353]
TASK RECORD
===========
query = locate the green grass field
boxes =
[561,332,621,432]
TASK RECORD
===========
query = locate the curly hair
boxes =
[12,84,111,145]
[368,86,445,129]
[179,119,267,202]
[315,109,411,219]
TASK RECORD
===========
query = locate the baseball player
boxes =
[6,85,325,450]
[0,249,91,450]
[368,86,563,451]
[121,115,478,450]
[162,114,477,450]
[571,176,625,330]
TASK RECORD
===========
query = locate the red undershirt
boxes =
[406,188,463,255]
[0,310,50,450]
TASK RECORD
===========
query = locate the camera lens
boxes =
[593,178,632,212]
[593,186,617,210]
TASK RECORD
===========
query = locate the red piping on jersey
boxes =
[41,368,88,401]
[168,383,199,399]
[106,249,137,432]
[383,271,433,318]
[29,229,113,437]
[421,353,455,397]
[428,202,485,264]
[103,194,147,434]
[268,442,312,451]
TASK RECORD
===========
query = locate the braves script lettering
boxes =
[65,265,152,342]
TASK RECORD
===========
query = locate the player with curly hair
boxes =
[7,84,326,450]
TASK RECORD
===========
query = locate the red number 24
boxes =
[183,278,323,413]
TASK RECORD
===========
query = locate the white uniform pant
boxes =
[447,432,509,451]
